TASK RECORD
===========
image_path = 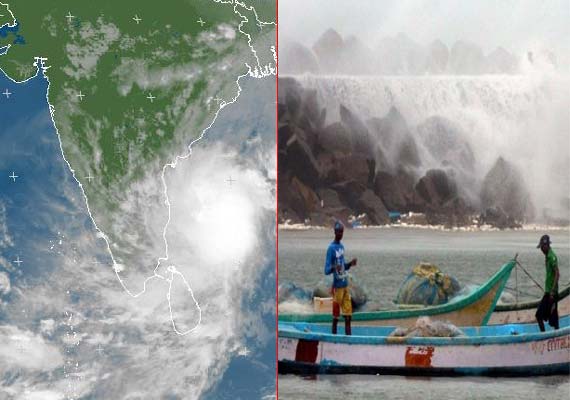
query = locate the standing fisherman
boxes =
[324,221,357,335]
[535,234,560,331]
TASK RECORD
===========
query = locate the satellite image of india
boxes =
[0,0,276,399]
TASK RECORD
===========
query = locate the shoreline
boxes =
[278,222,570,232]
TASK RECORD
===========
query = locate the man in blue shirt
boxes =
[324,221,358,335]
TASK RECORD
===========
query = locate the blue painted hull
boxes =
[279,316,570,377]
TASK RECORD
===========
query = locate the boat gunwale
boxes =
[279,259,516,322]
[279,325,570,347]
[280,315,570,340]
[494,286,570,311]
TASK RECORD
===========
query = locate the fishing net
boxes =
[389,317,466,338]
[278,282,312,303]
[312,275,368,309]
[395,263,461,306]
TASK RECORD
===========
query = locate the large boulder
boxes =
[278,78,303,121]
[426,196,475,227]
[367,107,409,150]
[339,104,373,155]
[375,33,426,75]
[426,39,449,73]
[416,116,476,172]
[308,207,353,228]
[317,188,344,209]
[415,169,458,206]
[278,79,322,150]
[281,132,321,187]
[487,47,518,74]
[290,98,321,149]
[397,135,421,169]
[312,28,344,73]
[286,176,320,220]
[331,180,368,217]
[373,169,426,212]
[302,89,327,132]
[355,189,390,225]
[367,107,419,170]
[277,175,301,223]
[478,206,521,229]
[416,116,479,205]
[310,189,353,227]
[277,124,294,151]
[480,157,534,223]
[320,122,352,154]
[448,40,486,74]
[279,41,320,75]
[318,153,374,187]
[340,35,374,75]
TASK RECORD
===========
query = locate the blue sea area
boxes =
[0,65,97,290]
[0,20,25,45]
[0,20,18,36]
[0,60,111,398]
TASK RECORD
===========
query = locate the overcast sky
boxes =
[279,0,569,56]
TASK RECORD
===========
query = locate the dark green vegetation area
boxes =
[0,0,275,192]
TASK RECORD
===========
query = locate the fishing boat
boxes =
[279,259,516,327]
[489,286,570,325]
[279,316,570,376]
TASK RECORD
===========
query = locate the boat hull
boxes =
[278,328,570,377]
[354,279,501,327]
[280,260,516,327]
[278,359,570,377]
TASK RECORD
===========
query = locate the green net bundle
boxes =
[395,263,461,306]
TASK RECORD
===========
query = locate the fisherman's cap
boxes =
[537,234,551,248]
[334,220,344,232]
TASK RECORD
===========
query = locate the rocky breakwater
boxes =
[280,29,527,76]
[278,77,535,229]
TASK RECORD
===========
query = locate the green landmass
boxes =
[0,0,273,183]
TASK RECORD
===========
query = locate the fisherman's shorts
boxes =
[332,287,352,317]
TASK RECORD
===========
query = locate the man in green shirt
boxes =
[535,234,560,331]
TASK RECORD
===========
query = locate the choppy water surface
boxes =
[278,227,570,399]
[279,374,570,400]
